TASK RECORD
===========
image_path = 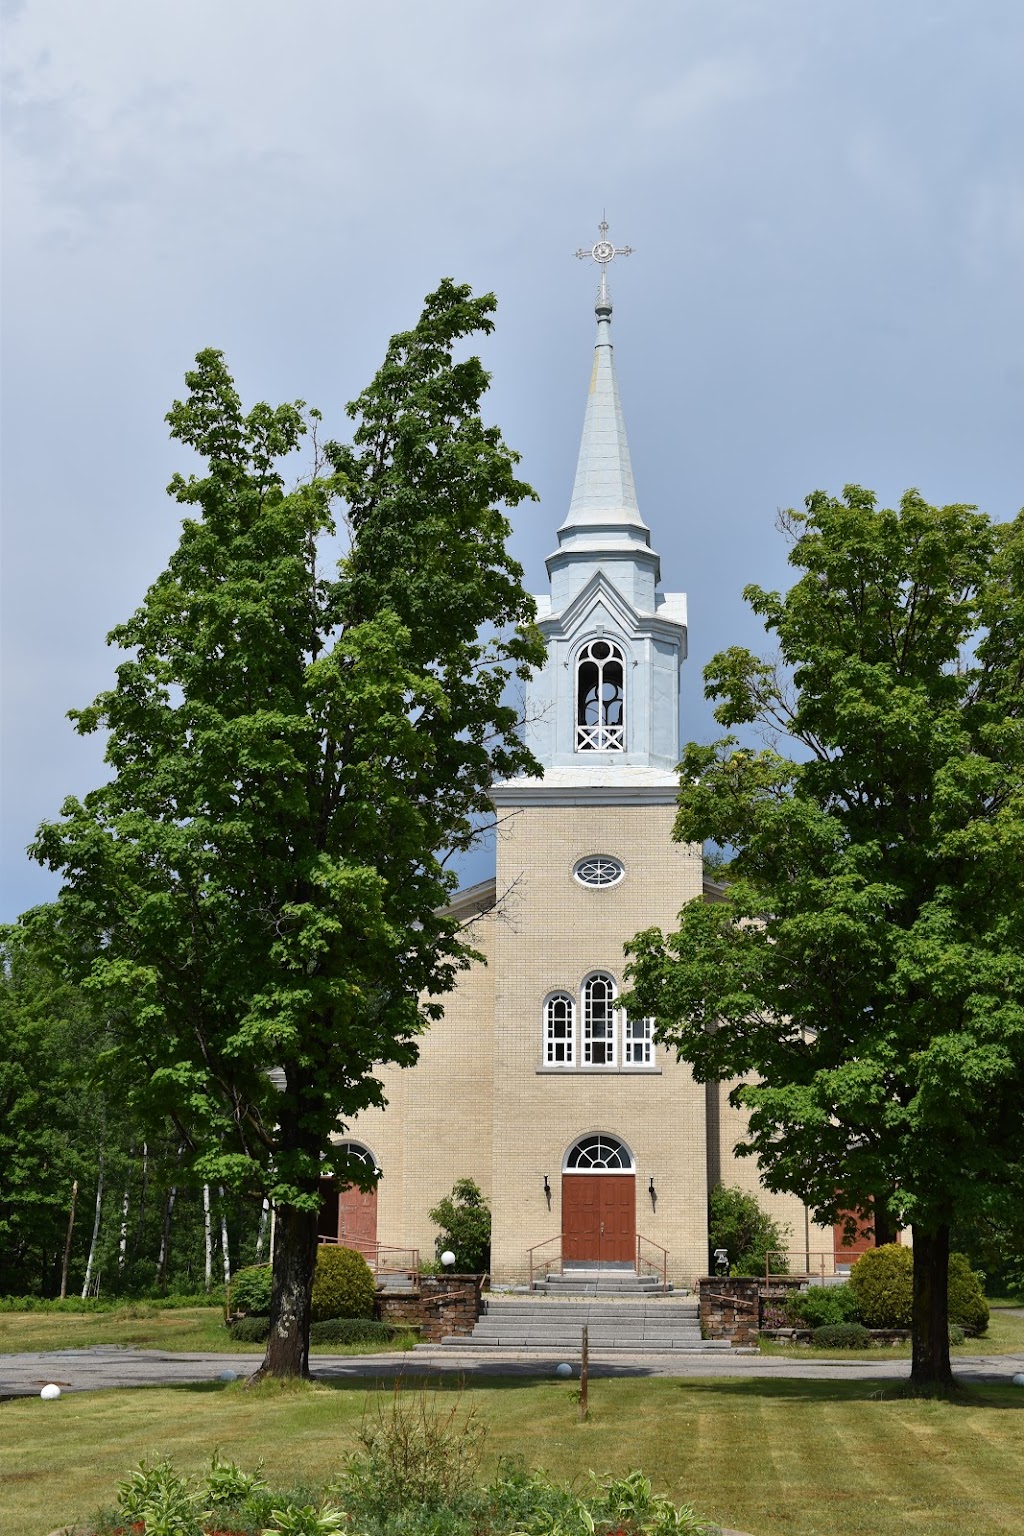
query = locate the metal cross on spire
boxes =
[574,217,634,308]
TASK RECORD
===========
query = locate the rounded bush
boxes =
[948,1324,966,1346]
[785,1282,860,1329]
[812,1323,872,1349]
[849,1244,913,1328]
[230,1265,273,1316]
[309,1318,405,1346]
[947,1252,989,1336]
[228,1314,270,1343]
[310,1245,376,1323]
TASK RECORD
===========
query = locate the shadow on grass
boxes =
[673,1376,1024,1410]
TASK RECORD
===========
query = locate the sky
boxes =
[3,0,1023,921]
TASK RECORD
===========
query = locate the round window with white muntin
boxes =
[573,855,625,888]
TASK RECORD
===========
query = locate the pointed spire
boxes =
[563,280,647,531]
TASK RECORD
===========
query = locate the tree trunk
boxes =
[81,1150,105,1300]
[117,1142,135,1271]
[60,1179,79,1300]
[218,1186,231,1287]
[203,1183,213,1292]
[254,1197,270,1261]
[156,1184,177,1285]
[249,1202,320,1381]
[910,1224,954,1389]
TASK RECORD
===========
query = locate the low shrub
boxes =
[0,1291,223,1313]
[849,1244,913,1327]
[785,1282,860,1328]
[949,1324,966,1346]
[308,1317,407,1346]
[310,1245,376,1322]
[228,1314,271,1343]
[811,1322,872,1349]
[947,1252,989,1335]
[230,1264,273,1316]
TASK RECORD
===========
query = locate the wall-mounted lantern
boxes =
[543,1175,552,1210]
[648,1176,657,1209]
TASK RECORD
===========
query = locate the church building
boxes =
[324,244,823,1289]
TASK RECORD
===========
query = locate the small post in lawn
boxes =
[580,1324,589,1421]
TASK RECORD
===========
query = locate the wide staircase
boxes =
[442,1292,730,1353]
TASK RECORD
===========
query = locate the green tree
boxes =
[707,1184,789,1277]
[428,1177,492,1272]
[26,281,543,1375]
[625,486,1024,1388]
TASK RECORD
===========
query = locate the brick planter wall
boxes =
[377,1275,485,1342]
[698,1277,760,1343]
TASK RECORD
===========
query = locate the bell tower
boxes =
[517,223,687,781]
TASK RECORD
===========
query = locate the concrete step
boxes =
[438,1335,731,1351]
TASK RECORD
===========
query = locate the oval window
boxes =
[573,855,625,888]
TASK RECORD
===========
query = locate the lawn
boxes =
[2,1374,1022,1536]
[0,1306,414,1356]
[759,1303,1024,1362]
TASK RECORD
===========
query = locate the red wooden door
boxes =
[833,1207,876,1265]
[562,1174,635,1264]
[338,1182,377,1256]
[318,1178,378,1256]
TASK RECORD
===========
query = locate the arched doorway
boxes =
[318,1142,378,1256]
[562,1134,636,1266]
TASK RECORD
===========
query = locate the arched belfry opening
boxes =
[576,639,625,751]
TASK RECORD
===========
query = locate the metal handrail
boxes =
[318,1236,420,1285]
[636,1233,668,1290]
[764,1249,838,1282]
[527,1235,562,1288]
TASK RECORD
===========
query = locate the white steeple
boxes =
[496,224,687,795]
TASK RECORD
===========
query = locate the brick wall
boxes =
[377,1276,484,1342]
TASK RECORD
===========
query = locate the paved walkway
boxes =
[3,1343,1023,1397]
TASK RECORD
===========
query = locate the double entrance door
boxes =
[562,1173,635,1264]
[317,1177,377,1255]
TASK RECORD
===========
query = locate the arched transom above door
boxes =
[564,1133,634,1171]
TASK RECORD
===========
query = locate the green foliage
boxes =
[947,1252,989,1335]
[308,1317,408,1345]
[341,1387,487,1515]
[625,486,1024,1382]
[428,1177,492,1272]
[231,1264,274,1315]
[261,1504,347,1536]
[116,1458,202,1536]
[229,1314,271,1342]
[811,1322,872,1349]
[785,1282,860,1328]
[849,1244,914,1328]
[948,1324,966,1346]
[23,281,545,1369]
[707,1184,789,1277]
[310,1245,375,1322]
[205,1450,268,1508]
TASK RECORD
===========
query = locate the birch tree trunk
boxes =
[81,1147,105,1299]
[203,1183,213,1292]
[218,1186,231,1287]
[254,1197,270,1261]
[117,1142,135,1270]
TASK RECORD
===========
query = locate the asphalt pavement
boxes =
[3,1342,1023,1397]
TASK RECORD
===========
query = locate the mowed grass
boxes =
[760,1303,1024,1362]
[2,1375,1023,1536]
[0,1308,411,1356]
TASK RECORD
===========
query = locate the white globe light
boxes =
[40,1383,61,1400]
[556,1363,572,1377]
[441,1250,456,1267]
[218,1370,238,1382]
[1013,1373,1024,1387]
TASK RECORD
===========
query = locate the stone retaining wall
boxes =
[377,1275,484,1342]
[698,1276,805,1343]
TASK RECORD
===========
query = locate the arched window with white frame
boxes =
[582,972,618,1066]
[576,639,625,752]
[543,992,575,1066]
